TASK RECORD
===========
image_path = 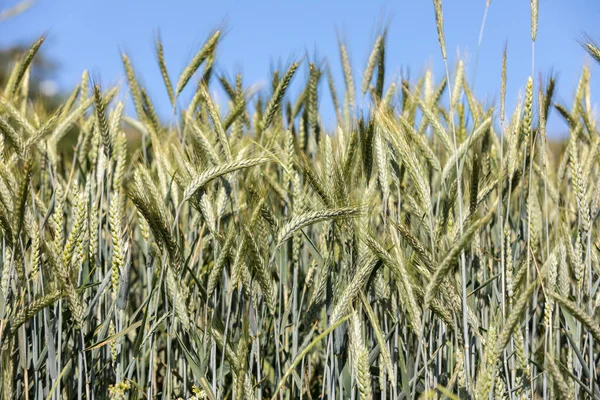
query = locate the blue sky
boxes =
[1,0,599,137]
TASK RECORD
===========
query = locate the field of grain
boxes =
[0,1,599,399]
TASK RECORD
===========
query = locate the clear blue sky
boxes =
[1,0,599,137]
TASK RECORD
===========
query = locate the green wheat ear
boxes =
[121,53,145,118]
[175,30,221,97]
[154,32,175,107]
[433,0,447,60]
[261,61,300,132]
[361,35,382,97]
[579,33,600,65]
[4,35,45,98]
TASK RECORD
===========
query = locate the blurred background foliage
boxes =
[1,1,62,110]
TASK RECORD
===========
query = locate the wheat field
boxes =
[1,1,599,399]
